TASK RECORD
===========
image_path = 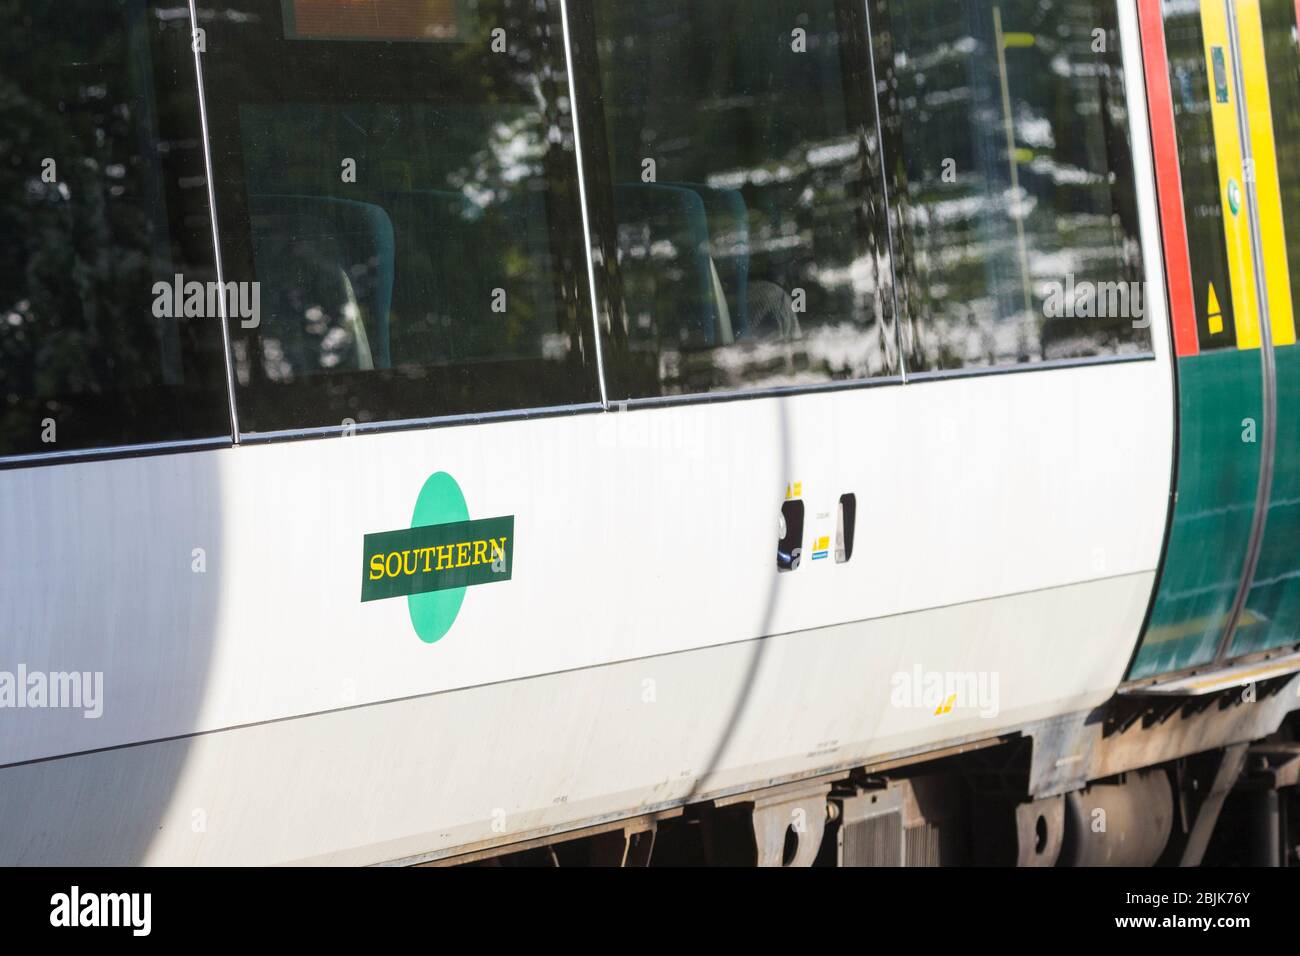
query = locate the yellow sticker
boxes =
[1208,283,1224,334]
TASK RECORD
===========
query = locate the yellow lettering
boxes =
[489,537,508,562]
[385,552,402,578]
[456,542,471,567]
[435,545,455,570]
[421,547,434,573]
[402,550,418,575]
[368,554,385,581]
[473,540,488,566]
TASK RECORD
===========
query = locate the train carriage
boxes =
[0,0,1298,866]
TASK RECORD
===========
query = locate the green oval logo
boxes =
[1228,179,1242,216]
[408,472,471,644]
[360,472,515,644]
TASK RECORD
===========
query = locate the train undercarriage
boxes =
[437,671,1300,867]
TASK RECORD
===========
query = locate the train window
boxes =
[876,0,1150,371]
[1158,0,1246,349]
[585,0,900,400]
[197,0,599,435]
[0,2,231,459]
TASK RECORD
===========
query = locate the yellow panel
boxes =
[1201,0,1262,350]
[1238,0,1298,346]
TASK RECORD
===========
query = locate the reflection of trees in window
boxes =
[199,0,595,430]
[1,6,144,406]
[0,1,224,456]
[592,0,896,397]
[884,0,1146,371]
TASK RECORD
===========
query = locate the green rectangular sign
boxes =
[361,515,514,602]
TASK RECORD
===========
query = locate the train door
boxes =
[1132,0,1300,682]
[1229,0,1300,660]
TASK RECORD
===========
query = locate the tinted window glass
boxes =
[1160,0,1244,349]
[586,0,899,400]
[0,1,230,459]
[198,0,598,434]
[877,0,1150,371]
